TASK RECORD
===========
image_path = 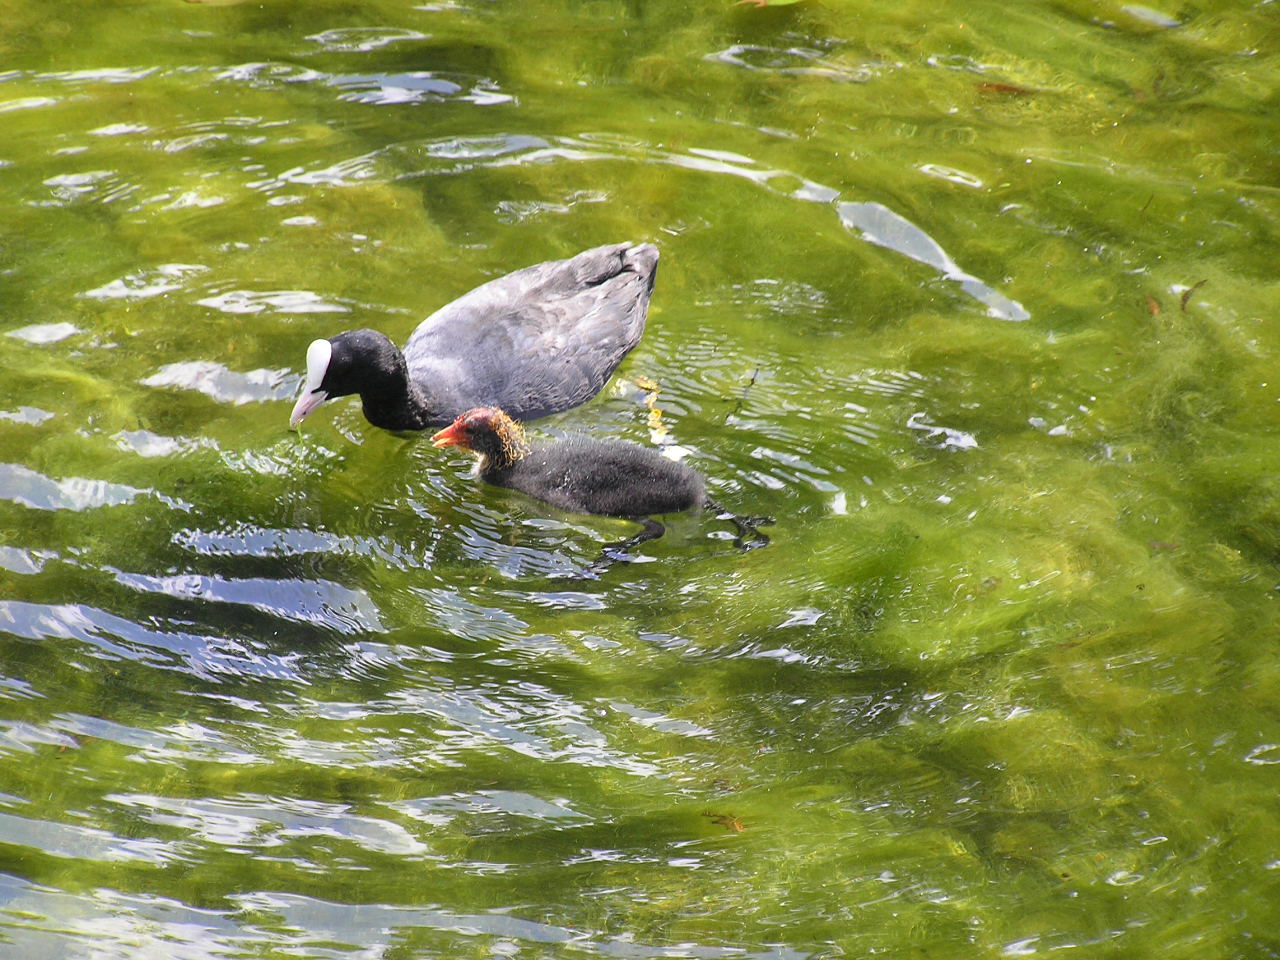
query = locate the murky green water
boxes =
[2,0,1279,956]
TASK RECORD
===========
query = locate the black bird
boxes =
[431,407,769,575]
[290,242,658,431]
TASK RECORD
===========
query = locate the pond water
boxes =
[2,0,1279,957]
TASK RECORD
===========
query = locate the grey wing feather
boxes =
[402,243,658,421]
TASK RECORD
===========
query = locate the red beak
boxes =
[431,422,465,448]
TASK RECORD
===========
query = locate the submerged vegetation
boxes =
[0,0,1278,957]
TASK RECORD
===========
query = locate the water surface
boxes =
[2,0,1279,957]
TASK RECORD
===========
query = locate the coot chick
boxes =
[431,407,769,574]
[290,242,658,431]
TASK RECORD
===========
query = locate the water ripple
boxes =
[111,570,386,635]
[36,169,137,206]
[114,429,212,459]
[0,95,59,114]
[0,600,305,681]
[0,810,181,864]
[82,263,208,301]
[195,288,352,315]
[379,684,661,776]
[706,43,881,82]
[365,133,1028,321]
[0,406,56,425]
[5,322,80,344]
[175,524,373,559]
[36,67,158,84]
[905,412,980,451]
[213,59,514,108]
[0,546,50,575]
[0,719,77,754]
[392,789,590,832]
[107,792,429,855]
[232,891,802,958]
[306,27,430,52]
[836,201,1029,320]
[409,587,530,643]
[328,71,513,106]
[140,361,299,406]
[0,463,182,512]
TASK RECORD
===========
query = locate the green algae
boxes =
[2,0,1280,958]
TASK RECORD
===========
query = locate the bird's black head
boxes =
[289,329,404,428]
[319,329,403,398]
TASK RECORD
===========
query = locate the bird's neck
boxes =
[360,373,442,430]
[480,421,531,472]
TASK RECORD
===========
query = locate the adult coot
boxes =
[290,242,658,431]
[431,407,769,574]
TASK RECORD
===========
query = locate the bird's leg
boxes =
[722,511,773,550]
[705,499,773,551]
[605,516,666,557]
[576,517,666,579]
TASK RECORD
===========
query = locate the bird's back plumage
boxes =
[403,242,658,424]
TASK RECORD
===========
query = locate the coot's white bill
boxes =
[289,339,332,428]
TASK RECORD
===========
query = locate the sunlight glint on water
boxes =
[1,0,1279,957]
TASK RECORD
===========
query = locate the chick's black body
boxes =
[432,408,768,575]
[485,435,706,519]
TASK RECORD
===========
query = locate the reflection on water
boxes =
[706,42,881,83]
[0,0,1277,957]
[835,201,1029,321]
[140,361,298,405]
[0,463,177,511]
[82,263,209,301]
[111,569,386,634]
[6,322,82,344]
[328,71,514,106]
